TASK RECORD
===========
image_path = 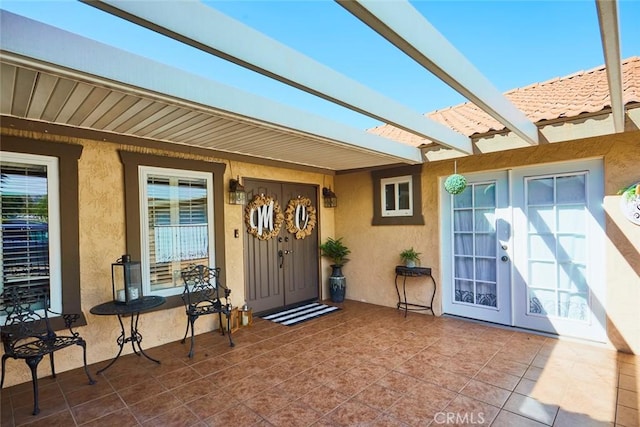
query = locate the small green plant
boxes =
[400,247,421,264]
[319,237,351,267]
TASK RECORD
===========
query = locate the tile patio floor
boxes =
[1,300,638,426]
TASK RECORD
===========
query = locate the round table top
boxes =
[90,295,166,316]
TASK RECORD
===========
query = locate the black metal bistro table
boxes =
[395,266,437,317]
[90,295,166,374]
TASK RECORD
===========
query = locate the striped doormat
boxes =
[262,303,340,326]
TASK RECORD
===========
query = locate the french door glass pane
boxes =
[529,234,555,260]
[454,233,473,255]
[528,206,554,233]
[526,173,589,321]
[452,182,497,308]
[556,175,585,203]
[528,177,554,204]
[454,210,473,232]
[477,282,497,307]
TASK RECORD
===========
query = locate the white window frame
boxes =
[381,175,413,217]
[0,151,62,314]
[138,165,215,297]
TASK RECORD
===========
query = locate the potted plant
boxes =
[319,237,351,303]
[400,247,421,268]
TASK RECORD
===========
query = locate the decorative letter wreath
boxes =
[444,173,467,195]
[245,194,284,240]
[285,196,317,239]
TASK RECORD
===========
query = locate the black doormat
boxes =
[261,302,340,326]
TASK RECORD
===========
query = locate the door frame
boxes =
[242,178,321,314]
[440,159,607,343]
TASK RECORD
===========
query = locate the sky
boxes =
[2,0,639,131]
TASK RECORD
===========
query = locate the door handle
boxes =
[278,250,284,268]
[501,255,509,262]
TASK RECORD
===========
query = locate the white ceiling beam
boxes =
[82,0,473,154]
[337,0,540,146]
[0,11,423,164]
[596,0,625,132]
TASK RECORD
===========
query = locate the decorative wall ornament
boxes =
[245,194,284,240]
[619,182,640,226]
[285,196,317,239]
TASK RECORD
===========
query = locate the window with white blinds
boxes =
[140,166,214,296]
[1,152,62,311]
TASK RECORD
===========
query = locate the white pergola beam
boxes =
[596,0,625,132]
[0,11,423,164]
[337,0,540,146]
[82,0,473,154]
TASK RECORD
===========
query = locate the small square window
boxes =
[372,165,424,226]
[381,175,413,217]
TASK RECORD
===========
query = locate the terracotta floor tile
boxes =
[169,376,218,404]
[460,379,512,408]
[264,400,321,427]
[322,399,382,426]
[141,404,200,427]
[63,379,115,408]
[474,366,521,391]
[421,368,472,393]
[616,404,639,427]
[444,394,500,426]
[513,378,566,405]
[386,394,440,426]
[353,382,403,411]
[187,390,238,420]
[1,301,632,427]
[204,402,263,426]
[492,410,548,427]
[244,386,297,417]
[617,388,638,410]
[16,409,76,427]
[78,407,139,427]
[71,392,126,425]
[299,384,348,415]
[503,393,559,425]
[129,390,183,424]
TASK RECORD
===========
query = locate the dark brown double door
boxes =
[243,180,319,314]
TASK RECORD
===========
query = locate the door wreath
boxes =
[245,194,284,240]
[285,196,317,239]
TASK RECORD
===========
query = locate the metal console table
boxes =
[395,266,437,317]
[90,295,166,374]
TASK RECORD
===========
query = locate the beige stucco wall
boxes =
[1,129,336,387]
[335,131,640,354]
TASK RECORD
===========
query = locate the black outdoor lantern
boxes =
[111,254,143,304]
[229,177,246,205]
[322,187,338,208]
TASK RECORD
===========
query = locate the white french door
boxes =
[441,159,606,342]
[441,171,512,325]
[511,160,606,341]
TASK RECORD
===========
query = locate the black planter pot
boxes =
[329,265,346,303]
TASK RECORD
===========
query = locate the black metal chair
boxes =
[180,265,234,358]
[0,285,95,415]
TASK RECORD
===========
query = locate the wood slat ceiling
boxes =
[1,62,405,171]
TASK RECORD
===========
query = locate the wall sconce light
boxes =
[229,177,246,205]
[322,187,338,208]
[112,254,142,304]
